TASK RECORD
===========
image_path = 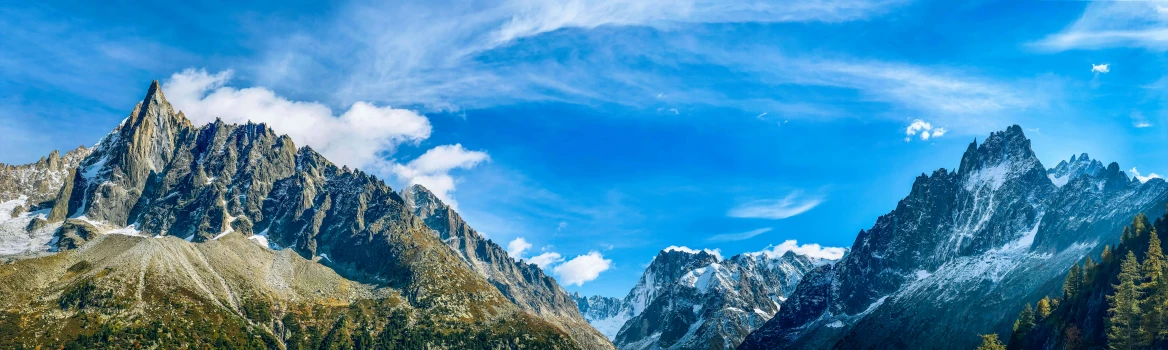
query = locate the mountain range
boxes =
[740,126,1168,349]
[0,81,607,349]
[2,80,1164,350]
[570,246,833,349]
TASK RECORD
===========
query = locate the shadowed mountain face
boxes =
[0,81,604,349]
[402,184,613,349]
[740,126,1168,349]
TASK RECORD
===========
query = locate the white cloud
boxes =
[165,69,432,171]
[1035,2,1168,51]
[528,252,565,269]
[903,119,947,142]
[556,221,568,231]
[1092,64,1110,74]
[706,227,773,242]
[491,0,909,47]
[931,127,947,138]
[392,144,490,208]
[165,69,490,206]
[751,240,847,261]
[251,0,911,111]
[1131,167,1163,183]
[789,61,1029,119]
[553,251,613,286]
[728,192,822,219]
[507,237,532,258]
[663,245,723,261]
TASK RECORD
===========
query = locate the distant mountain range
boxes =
[571,246,836,349]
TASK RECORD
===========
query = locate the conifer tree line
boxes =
[978,212,1168,350]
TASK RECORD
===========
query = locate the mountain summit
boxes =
[740,126,1168,349]
[0,81,606,349]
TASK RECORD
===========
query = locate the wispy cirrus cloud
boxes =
[706,227,773,242]
[254,0,917,112]
[728,192,823,220]
[1035,2,1168,51]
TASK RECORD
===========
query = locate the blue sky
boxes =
[4,0,1168,297]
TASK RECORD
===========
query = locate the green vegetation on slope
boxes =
[987,212,1168,349]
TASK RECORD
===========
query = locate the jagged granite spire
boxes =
[48,80,194,225]
[2,80,599,348]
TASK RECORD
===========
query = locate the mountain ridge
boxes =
[740,125,1168,349]
[574,243,837,349]
[0,80,603,349]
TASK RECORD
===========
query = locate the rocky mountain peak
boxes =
[958,125,1041,178]
[1048,152,1106,187]
[652,248,720,271]
[401,184,443,218]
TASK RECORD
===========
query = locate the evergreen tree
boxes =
[1123,227,1134,245]
[976,333,1006,350]
[1085,256,1098,286]
[1104,245,1115,265]
[1109,251,1147,350]
[1143,230,1168,344]
[1064,263,1083,300]
[1013,303,1036,338]
[1136,214,1153,237]
[1037,297,1053,319]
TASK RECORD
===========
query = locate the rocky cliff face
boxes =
[402,184,614,349]
[574,246,828,350]
[0,81,590,348]
[571,292,626,339]
[740,126,1168,349]
[0,147,90,206]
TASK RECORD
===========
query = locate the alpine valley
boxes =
[3,81,1166,350]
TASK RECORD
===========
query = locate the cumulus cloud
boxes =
[165,69,431,170]
[507,237,532,258]
[728,192,822,220]
[553,251,613,286]
[392,144,490,208]
[706,227,773,242]
[1092,64,1110,74]
[663,245,723,261]
[528,252,565,269]
[904,119,947,142]
[1131,167,1163,183]
[752,240,847,261]
[165,69,490,206]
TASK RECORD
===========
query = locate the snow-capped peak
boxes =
[1047,153,1105,187]
[663,245,723,261]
